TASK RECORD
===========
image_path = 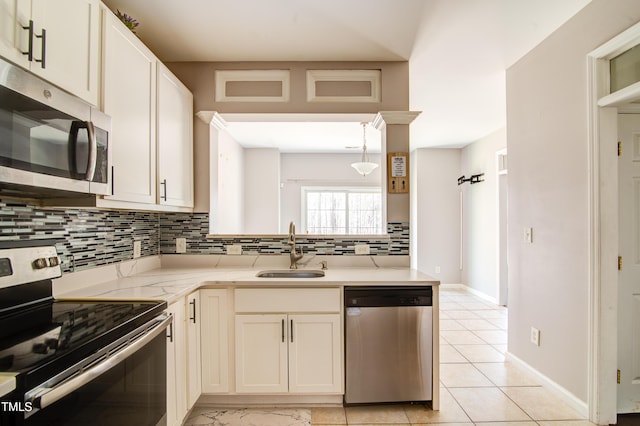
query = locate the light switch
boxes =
[524,227,533,243]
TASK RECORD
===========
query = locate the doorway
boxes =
[497,149,508,306]
[617,113,640,414]
[588,21,640,425]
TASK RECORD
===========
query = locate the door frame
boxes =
[496,148,508,306]
[587,22,640,425]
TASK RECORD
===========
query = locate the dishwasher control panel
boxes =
[344,286,432,307]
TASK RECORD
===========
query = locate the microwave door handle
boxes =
[68,121,81,177]
[69,121,97,181]
[85,121,97,181]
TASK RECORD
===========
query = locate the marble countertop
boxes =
[54,255,439,305]
[0,373,17,398]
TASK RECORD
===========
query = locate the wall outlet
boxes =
[226,244,242,255]
[133,241,141,259]
[176,238,187,253]
[531,326,540,346]
[435,266,441,274]
[354,244,370,255]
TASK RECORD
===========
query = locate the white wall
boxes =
[244,148,280,234]
[215,130,244,234]
[280,153,381,233]
[460,128,506,302]
[411,148,461,283]
[506,0,640,404]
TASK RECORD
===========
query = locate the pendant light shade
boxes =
[351,161,379,176]
[351,122,378,176]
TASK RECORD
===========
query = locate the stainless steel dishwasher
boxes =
[344,286,433,404]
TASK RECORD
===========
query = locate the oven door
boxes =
[21,314,170,426]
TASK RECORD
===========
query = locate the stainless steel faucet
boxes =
[287,221,303,269]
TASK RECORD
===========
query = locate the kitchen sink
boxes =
[256,269,325,278]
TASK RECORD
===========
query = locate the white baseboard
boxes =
[440,283,499,305]
[506,352,589,419]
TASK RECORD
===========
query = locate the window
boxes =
[610,44,640,93]
[302,187,383,235]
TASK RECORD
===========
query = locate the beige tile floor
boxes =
[185,287,597,426]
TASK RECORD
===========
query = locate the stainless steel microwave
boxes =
[0,57,111,197]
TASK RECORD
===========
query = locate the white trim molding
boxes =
[306,69,381,103]
[372,111,422,129]
[215,70,290,102]
[587,20,640,426]
[506,352,589,419]
[195,111,227,130]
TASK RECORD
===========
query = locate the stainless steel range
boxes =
[0,241,170,426]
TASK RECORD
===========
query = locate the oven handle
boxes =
[32,314,171,410]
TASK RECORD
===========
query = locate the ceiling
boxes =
[102,0,592,150]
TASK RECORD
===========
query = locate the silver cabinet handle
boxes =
[35,27,46,68]
[21,20,34,61]
[281,319,285,343]
[290,319,294,343]
[160,179,167,201]
[167,316,174,342]
[33,315,171,409]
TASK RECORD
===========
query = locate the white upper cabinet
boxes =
[0,0,100,105]
[0,0,31,68]
[157,62,194,208]
[102,8,157,204]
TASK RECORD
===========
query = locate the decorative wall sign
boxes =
[387,152,409,193]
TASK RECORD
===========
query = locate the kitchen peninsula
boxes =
[52,254,440,426]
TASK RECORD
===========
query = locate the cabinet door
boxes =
[186,291,201,408]
[102,9,156,204]
[288,314,342,393]
[157,63,194,208]
[31,0,99,105]
[200,289,229,393]
[235,314,288,393]
[0,0,30,68]
[166,300,187,426]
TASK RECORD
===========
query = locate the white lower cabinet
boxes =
[235,314,288,393]
[233,288,342,395]
[166,299,187,426]
[235,313,341,394]
[200,289,229,393]
[288,314,342,393]
[167,290,201,426]
[186,291,202,408]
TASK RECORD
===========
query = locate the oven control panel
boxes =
[0,246,61,290]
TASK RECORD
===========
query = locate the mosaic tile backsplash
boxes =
[0,199,160,273]
[0,199,409,273]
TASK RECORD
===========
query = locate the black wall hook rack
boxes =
[458,173,485,186]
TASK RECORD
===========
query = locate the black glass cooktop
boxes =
[0,298,166,389]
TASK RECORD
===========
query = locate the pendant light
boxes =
[351,122,378,176]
